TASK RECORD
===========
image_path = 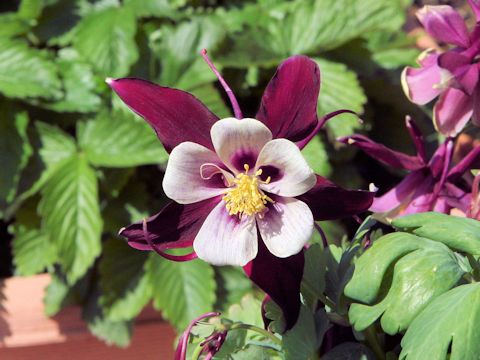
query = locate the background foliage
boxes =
[0,0,443,351]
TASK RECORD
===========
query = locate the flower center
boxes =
[223,164,274,217]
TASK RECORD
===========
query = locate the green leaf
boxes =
[323,342,376,360]
[283,306,325,360]
[36,122,77,167]
[0,109,32,205]
[314,58,366,138]
[151,17,225,89]
[189,84,232,119]
[73,5,138,77]
[46,48,102,113]
[99,238,151,321]
[215,266,252,312]
[392,212,480,255]
[88,317,133,348]
[44,274,74,316]
[400,283,480,360]
[0,39,61,99]
[146,254,216,330]
[223,0,404,62]
[345,233,464,334]
[39,154,102,284]
[301,135,332,177]
[12,226,55,276]
[78,111,168,167]
[124,0,185,18]
[301,244,327,310]
[0,13,31,37]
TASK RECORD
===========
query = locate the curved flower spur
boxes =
[107,50,374,328]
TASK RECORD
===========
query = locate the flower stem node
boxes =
[223,164,273,218]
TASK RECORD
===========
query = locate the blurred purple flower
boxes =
[108,52,374,329]
[402,1,480,136]
[339,117,480,221]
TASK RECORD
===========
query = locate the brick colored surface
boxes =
[0,275,176,359]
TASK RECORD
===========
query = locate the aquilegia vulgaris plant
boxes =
[103,4,480,358]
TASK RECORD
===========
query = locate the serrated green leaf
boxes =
[45,48,101,113]
[301,135,332,177]
[215,266,252,312]
[400,283,480,360]
[12,226,55,276]
[36,122,77,166]
[78,111,168,167]
[73,5,138,77]
[0,39,61,99]
[315,58,366,138]
[147,254,216,330]
[99,238,151,321]
[392,212,480,255]
[43,274,73,316]
[151,16,225,89]
[39,154,102,284]
[124,0,185,18]
[345,233,464,334]
[0,13,32,37]
[88,317,133,348]
[0,109,32,206]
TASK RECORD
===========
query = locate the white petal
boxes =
[257,197,313,258]
[194,201,258,266]
[211,117,272,173]
[163,142,228,204]
[256,139,316,197]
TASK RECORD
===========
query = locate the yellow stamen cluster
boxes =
[223,164,274,217]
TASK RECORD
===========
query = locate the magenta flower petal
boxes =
[417,6,470,48]
[405,116,427,162]
[338,135,425,170]
[243,240,305,330]
[120,197,220,252]
[438,52,479,95]
[401,177,436,215]
[447,145,480,181]
[256,55,320,142]
[469,0,480,21]
[433,87,474,137]
[297,176,374,221]
[370,171,427,213]
[402,51,442,105]
[107,78,218,152]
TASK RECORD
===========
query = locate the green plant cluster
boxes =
[0,0,419,348]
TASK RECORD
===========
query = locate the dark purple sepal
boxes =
[338,135,425,171]
[107,78,219,152]
[297,176,374,221]
[243,239,305,330]
[120,197,220,252]
[256,55,320,142]
[447,145,480,182]
[405,116,426,162]
[296,109,357,150]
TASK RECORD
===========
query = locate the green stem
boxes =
[229,323,282,346]
[364,325,385,360]
[191,342,205,359]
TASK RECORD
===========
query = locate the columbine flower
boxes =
[339,116,480,221]
[108,51,374,328]
[402,1,480,136]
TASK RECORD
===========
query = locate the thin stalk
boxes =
[201,49,243,119]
